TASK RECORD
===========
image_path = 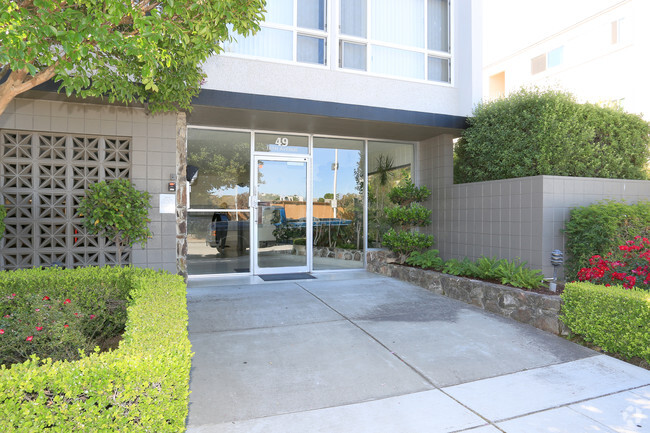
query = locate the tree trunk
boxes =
[115,233,122,267]
[0,82,17,117]
[0,66,58,117]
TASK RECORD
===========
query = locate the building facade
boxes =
[0,0,482,278]
[484,0,650,120]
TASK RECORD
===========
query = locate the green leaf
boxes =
[0,0,267,114]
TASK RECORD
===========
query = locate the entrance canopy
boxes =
[189,90,466,142]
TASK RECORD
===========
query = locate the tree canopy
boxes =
[0,0,266,115]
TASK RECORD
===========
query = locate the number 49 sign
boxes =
[275,137,289,146]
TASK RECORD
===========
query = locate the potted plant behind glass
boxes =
[293,238,307,256]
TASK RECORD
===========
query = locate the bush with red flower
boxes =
[0,267,131,366]
[0,292,112,365]
[577,236,650,291]
[0,266,191,432]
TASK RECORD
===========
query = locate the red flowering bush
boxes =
[577,236,650,290]
[0,267,191,432]
[0,289,127,366]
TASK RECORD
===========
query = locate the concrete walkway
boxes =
[185,271,650,433]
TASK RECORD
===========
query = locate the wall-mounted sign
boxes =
[255,133,309,155]
[159,194,175,214]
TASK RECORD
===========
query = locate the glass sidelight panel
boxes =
[367,141,413,248]
[187,129,251,210]
[186,129,252,275]
[187,211,251,275]
[255,158,309,272]
[312,138,364,270]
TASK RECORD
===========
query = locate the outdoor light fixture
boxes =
[550,249,564,292]
[186,165,199,184]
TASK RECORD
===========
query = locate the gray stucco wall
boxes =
[418,136,650,277]
[538,176,650,278]
[417,136,650,279]
[0,97,179,273]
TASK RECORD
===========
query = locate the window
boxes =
[339,0,451,83]
[531,46,563,75]
[225,0,328,65]
[547,46,563,68]
[531,53,546,75]
[488,71,505,99]
[611,18,627,45]
[367,141,414,247]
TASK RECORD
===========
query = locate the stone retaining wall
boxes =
[313,247,363,261]
[291,246,363,261]
[367,250,568,336]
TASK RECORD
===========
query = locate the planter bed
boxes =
[0,267,191,432]
[367,250,567,336]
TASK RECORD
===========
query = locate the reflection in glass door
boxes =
[186,128,251,275]
[253,157,310,274]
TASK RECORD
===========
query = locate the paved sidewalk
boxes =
[186,271,650,433]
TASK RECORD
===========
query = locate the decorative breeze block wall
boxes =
[0,129,131,269]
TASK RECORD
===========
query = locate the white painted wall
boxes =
[484,0,650,120]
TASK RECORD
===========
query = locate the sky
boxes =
[482,0,623,64]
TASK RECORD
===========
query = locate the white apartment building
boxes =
[484,0,650,120]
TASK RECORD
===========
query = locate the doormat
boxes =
[258,273,316,282]
[234,268,250,273]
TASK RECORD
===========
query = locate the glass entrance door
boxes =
[253,156,311,274]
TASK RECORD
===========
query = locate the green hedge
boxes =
[454,88,650,183]
[561,282,650,364]
[564,200,650,280]
[0,267,191,432]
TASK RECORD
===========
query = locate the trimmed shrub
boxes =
[0,267,191,432]
[384,180,434,263]
[383,230,434,262]
[564,200,650,280]
[561,282,650,364]
[0,267,132,366]
[454,88,650,184]
[78,179,153,266]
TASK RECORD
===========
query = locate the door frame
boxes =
[251,154,313,275]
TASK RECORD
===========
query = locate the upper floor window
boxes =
[339,0,451,83]
[225,0,328,65]
[531,53,546,75]
[531,45,564,75]
[547,46,563,68]
[223,0,452,84]
[611,18,627,45]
